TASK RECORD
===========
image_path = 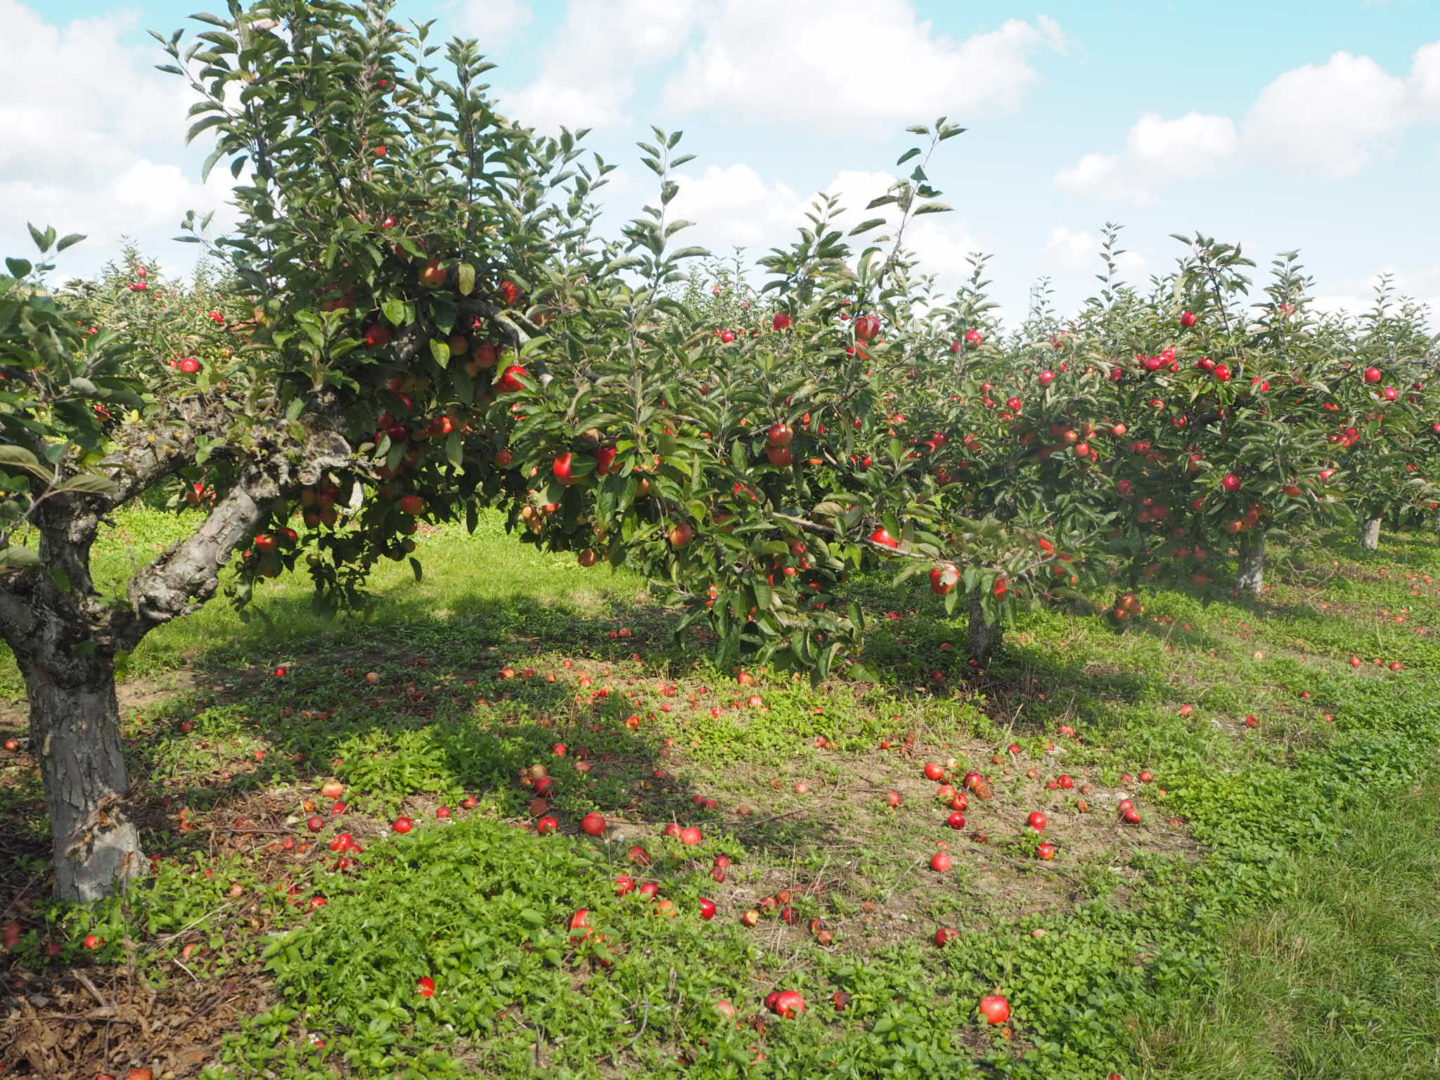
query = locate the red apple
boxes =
[870,527,900,549]
[1027,811,1047,832]
[497,365,528,393]
[392,816,414,834]
[698,897,717,920]
[930,563,960,595]
[553,453,577,485]
[931,852,952,872]
[580,812,607,837]
[978,994,1011,1025]
[771,990,807,1018]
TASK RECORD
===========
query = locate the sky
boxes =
[3,0,1438,327]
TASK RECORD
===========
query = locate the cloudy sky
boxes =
[5,0,1438,325]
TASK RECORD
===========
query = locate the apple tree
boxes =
[0,0,629,900]
[0,0,1068,903]
[1328,278,1437,549]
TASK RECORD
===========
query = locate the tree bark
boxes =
[1360,516,1382,551]
[16,644,142,902]
[1237,531,1265,597]
[967,589,1004,663]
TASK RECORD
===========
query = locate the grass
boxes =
[2,510,1439,1078]
[1136,772,1440,1080]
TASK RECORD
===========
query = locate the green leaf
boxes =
[409,557,423,583]
[430,338,451,368]
[186,114,228,144]
[848,218,886,237]
[0,446,41,469]
[5,258,31,278]
[0,545,41,568]
[381,299,410,327]
[55,233,85,253]
[57,473,120,496]
[457,262,476,296]
[912,202,952,216]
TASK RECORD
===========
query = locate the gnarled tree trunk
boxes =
[967,589,1004,664]
[1237,531,1265,597]
[1360,516,1382,551]
[0,434,315,900]
[14,642,141,902]
[0,489,145,902]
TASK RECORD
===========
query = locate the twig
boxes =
[152,898,239,943]
[72,968,111,1011]
[737,807,806,830]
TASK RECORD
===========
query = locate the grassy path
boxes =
[1140,764,1440,1080]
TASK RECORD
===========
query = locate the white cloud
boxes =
[1243,51,1408,177]
[448,0,534,48]
[1054,112,1237,205]
[0,1,232,272]
[1056,42,1440,204]
[1039,228,1098,272]
[668,164,809,249]
[1311,264,1440,322]
[504,0,1063,132]
[664,2,1064,129]
[662,163,984,290]
[508,0,703,129]
[1405,41,1440,111]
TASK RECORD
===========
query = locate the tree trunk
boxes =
[1237,531,1265,597]
[15,644,142,903]
[1360,516,1382,551]
[967,590,1004,663]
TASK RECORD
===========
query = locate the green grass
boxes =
[1137,771,1440,1080]
[3,514,1440,1079]
[0,506,651,702]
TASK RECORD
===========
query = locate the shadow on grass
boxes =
[95,586,874,874]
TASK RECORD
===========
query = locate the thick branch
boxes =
[114,419,352,652]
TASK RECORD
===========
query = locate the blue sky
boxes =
[5,0,1438,324]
